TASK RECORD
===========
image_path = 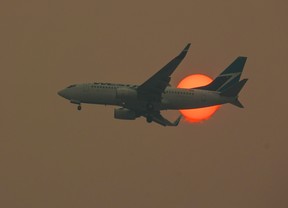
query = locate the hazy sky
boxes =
[1,0,287,208]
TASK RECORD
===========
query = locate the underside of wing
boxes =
[137,43,191,102]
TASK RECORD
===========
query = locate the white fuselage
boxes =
[58,82,233,111]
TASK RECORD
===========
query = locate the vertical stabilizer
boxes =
[196,57,247,92]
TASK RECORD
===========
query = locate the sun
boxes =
[177,74,220,122]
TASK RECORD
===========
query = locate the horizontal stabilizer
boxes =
[220,79,248,97]
[230,98,244,108]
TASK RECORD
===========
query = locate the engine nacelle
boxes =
[114,108,137,120]
[116,87,137,102]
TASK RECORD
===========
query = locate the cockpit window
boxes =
[67,84,76,88]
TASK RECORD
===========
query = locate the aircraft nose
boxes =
[57,89,66,98]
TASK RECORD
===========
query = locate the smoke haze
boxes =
[0,1,287,207]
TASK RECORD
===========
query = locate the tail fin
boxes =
[197,56,247,92]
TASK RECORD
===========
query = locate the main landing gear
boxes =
[146,103,154,123]
[146,116,153,123]
[77,105,82,111]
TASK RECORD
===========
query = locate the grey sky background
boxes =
[1,0,287,207]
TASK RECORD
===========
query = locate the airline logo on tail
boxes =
[196,56,247,92]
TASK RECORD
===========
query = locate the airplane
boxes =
[58,43,248,127]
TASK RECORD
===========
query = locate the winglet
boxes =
[171,115,183,126]
[149,114,183,127]
[178,43,191,59]
[183,43,191,52]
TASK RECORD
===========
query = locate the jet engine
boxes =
[114,108,138,120]
[116,87,137,102]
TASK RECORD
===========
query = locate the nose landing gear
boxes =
[70,100,82,111]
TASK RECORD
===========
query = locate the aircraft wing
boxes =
[144,112,183,127]
[137,43,191,102]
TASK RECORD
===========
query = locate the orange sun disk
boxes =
[177,74,220,123]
